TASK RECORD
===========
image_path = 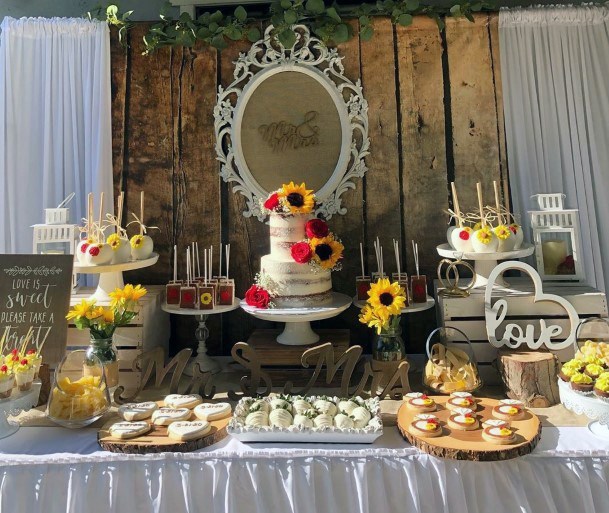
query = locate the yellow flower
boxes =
[86,307,105,320]
[309,236,344,270]
[278,182,315,215]
[123,284,147,302]
[130,235,144,249]
[101,308,115,323]
[200,292,213,305]
[359,305,390,334]
[475,226,494,245]
[66,299,96,320]
[367,278,406,319]
[107,233,122,250]
[109,288,126,308]
[493,225,511,241]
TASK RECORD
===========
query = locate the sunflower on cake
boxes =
[244,182,344,309]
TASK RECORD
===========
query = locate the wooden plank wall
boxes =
[111,14,506,356]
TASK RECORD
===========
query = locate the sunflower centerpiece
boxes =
[66,284,147,388]
[359,278,407,362]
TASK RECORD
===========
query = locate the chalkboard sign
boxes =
[0,254,73,365]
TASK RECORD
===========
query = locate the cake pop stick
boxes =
[451,182,463,228]
[226,244,230,279]
[195,242,201,278]
[173,245,177,283]
[393,239,401,281]
[209,246,213,280]
[373,238,381,277]
[204,249,208,286]
[493,181,503,225]
[218,243,223,277]
[360,242,365,277]
[187,248,191,284]
[380,246,384,278]
[476,182,486,227]
[140,191,144,236]
[412,240,420,277]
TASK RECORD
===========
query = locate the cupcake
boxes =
[582,355,605,368]
[593,373,609,400]
[559,360,584,382]
[569,372,594,394]
[14,358,35,391]
[585,363,605,380]
[0,365,14,399]
[5,350,21,371]
[25,349,43,379]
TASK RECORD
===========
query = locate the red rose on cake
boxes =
[291,242,313,264]
[245,285,271,309]
[264,193,280,211]
[305,218,329,239]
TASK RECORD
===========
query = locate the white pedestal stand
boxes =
[73,253,159,302]
[558,379,609,440]
[353,295,435,313]
[162,298,240,375]
[241,292,352,346]
[436,244,535,288]
[0,382,41,439]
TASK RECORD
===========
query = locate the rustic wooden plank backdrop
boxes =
[113,14,507,356]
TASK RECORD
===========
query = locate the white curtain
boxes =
[0,17,113,254]
[499,5,609,291]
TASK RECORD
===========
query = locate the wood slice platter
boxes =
[397,396,542,461]
[98,402,230,454]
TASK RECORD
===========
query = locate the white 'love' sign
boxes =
[485,261,579,351]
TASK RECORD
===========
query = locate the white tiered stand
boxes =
[558,379,609,440]
[436,243,535,288]
[0,383,41,439]
[241,292,352,346]
[162,298,240,374]
[352,295,435,313]
[72,253,159,302]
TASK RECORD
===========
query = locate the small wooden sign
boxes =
[0,254,73,364]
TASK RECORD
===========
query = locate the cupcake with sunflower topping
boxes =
[569,371,594,394]
[277,182,316,215]
[594,373,609,400]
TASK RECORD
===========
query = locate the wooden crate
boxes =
[434,278,608,385]
[66,285,170,392]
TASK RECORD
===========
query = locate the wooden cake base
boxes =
[98,402,229,454]
[397,396,541,461]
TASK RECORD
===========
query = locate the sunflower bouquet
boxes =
[66,284,147,339]
[261,181,316,216]
[359,278,407,335]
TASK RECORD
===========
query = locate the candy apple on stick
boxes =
[449,182,474,252]
[492,181,515,252]
[471,183,498,253]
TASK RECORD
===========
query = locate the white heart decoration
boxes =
[485,261,579,351]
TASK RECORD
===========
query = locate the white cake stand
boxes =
[0,382,41,439]
[558,379,609,440]
[162,298,240,375]
[436,243,535,288]
[241,292,352,346]
[73,253,159,301]
[352,295,435,313]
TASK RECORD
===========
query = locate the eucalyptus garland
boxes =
[89,0,494,54]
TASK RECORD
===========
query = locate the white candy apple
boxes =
[107,234,131,264]
[447,226,457,249]
[472,227,499,253]
[493,225,516,253]
[510,224,524,249]
[76,239,93,264]
[85,243,113,265]
[130,234,154,260]
[450,227,474,253]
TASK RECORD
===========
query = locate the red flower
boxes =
[459,230,470,241]
[264,193,280,211]
[305,218,329,238]
[80,243,89,253]
[88,245,100,257]
[509,225,518,235]
[0,365,7,372]
[291,242,313,264]
[20,358,28,365]
[245,285,271,309]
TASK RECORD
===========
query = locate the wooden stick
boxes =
[186,248,191,284]
[451,182,463,228]
[173,245,177,282]
[98,192,104,242]
[140,191,144,236]
[394,239,401,280]
[209,246,213,279]
[226,244,230,279]
[87,193,93,240]
[117,192,124,234]
[503,178,512,223]
[195,242,201,278]
[476,182,486,227]
[360,242,365,277]
[218,244,223,277]
[204,249,208,286]
[493,181,503,225]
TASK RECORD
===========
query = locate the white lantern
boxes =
[32,223,77,256]
[529,193,584,282]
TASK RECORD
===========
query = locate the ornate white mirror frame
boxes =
[214,25,369,221]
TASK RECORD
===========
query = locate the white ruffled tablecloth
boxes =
[1,426,608,513]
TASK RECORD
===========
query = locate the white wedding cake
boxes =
[262,213,332,307]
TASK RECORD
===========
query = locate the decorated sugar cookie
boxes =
[164,394,203,409]
[482,426,516,444]
[109,421,151,440]
[151,407,191,426]
[405,394,436,413]
[118,401,158,421]
[447,407,479,431]
[410,416,442,438]
[167,420,211,441]
[193,402,232,421]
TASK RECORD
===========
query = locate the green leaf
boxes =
[234,5,247,21]
[122,10,134,21]
[278,28,297,48]
[471,2,483,11]
[271,14,285,27]
[450,4,462,15]
[326,7,341,22]
[405,0,419,11]
[284,9,298,24]
[210,10,223,22]
[359,15,370,25]
[247,27,261,42]
[464,11,475,21]
[333,23,349,43]
[383,0,395,10]
[305,0,325,15]
[197,26,213,39]
[281,0,292,8]
[211,34,228,50]
[176,29,196,47]
[360,24,374,41]
[397,13,413,26]
[225,25,243,40]
[179,12,192,23]
[209,22,219,33]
